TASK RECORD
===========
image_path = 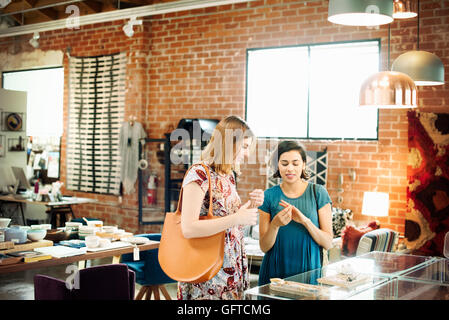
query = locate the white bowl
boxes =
[85,235,100,248]
[0,218,11,228]
[27,229,47,241]
[99,238,111,248]
[31,224,52,230]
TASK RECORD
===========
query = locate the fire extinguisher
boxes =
[147,173,157,205]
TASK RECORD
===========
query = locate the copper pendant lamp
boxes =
[391,0,445,85]
[393,0,417,19]
[359,25,418,108]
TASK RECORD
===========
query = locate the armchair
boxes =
[34,263,135,300]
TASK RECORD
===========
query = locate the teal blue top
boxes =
[258,183,332,286]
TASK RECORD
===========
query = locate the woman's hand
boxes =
[279,200,307,224]
[249,189,264,208]
[234,201,259,226]
[271,205,292,228]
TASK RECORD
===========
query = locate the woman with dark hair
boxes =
[257,140,333,286]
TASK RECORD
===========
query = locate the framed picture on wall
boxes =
[8,136,25,152]
[0,135,5,157]
[1,111,25,132]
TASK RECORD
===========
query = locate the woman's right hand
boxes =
[271,206,292,228]
[234,201,258,226]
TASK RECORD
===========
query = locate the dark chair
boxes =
[34,274,72,300]
[121,233,176,300]
[34,264,135,300]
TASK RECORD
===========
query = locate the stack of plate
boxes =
[78,225,97,240]
[65,222,82,238]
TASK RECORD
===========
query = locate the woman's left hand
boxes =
[279,200,307,224]
[249,189,264,208]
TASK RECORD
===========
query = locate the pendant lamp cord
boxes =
[417,0,420,50]
[387,23,391,70]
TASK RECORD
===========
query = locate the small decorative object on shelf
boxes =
[6,112,22,131]
[8,136,25,152]
[1,112,25,132]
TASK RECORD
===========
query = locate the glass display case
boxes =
[400,257,449,284]
[244,266,389,300]
[347,277,449,300]
[329,251,437,278]
[244,252,440,300]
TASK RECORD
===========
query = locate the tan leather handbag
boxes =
[158,163,225,283]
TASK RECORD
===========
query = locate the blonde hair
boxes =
[201,115,254,175]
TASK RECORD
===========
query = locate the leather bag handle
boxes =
[175,163,213,218]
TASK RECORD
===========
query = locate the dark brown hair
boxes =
[270,140,310,179]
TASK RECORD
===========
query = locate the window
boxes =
[246,40,380,140]
[2,67,64,137]
[2,67,64,181]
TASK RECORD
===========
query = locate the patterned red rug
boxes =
[406,110,449,256]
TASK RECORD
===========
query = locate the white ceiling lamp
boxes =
[29,32,40,48]
[393,0,417,19]
[122,16,142,37]
[328,0,394,27]
[391,0,444,85]
[360,25,417,108]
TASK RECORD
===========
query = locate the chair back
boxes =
[72,264,135,300]
[34,274,72,300]
[34,264,135,300]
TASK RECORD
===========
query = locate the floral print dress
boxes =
[177,162,249,300]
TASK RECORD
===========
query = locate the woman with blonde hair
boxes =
[178,115,264,300]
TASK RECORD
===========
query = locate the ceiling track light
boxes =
[0,0,11,9]
[328,0,394,27]
[122,16,143,37]
[29,31,40,48]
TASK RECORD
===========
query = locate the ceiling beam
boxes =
[9,13,24,25]
[119,0,153,5]
[24,0,38,7]
[78,0,102,14]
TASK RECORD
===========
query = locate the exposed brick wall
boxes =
[1,0,448,236]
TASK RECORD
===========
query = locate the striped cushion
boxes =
[356,228,398,256]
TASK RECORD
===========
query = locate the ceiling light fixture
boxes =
[393,0,417,19]
[359,25,417,108]
[391,0,444,85]
[328,0,394,27]
[0,0,11,9]
[29,32,40,48]
[0,0,257,39]
[122,16,142,37]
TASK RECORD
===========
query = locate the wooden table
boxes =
[0,195,97,227]
[0,241,159,274]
